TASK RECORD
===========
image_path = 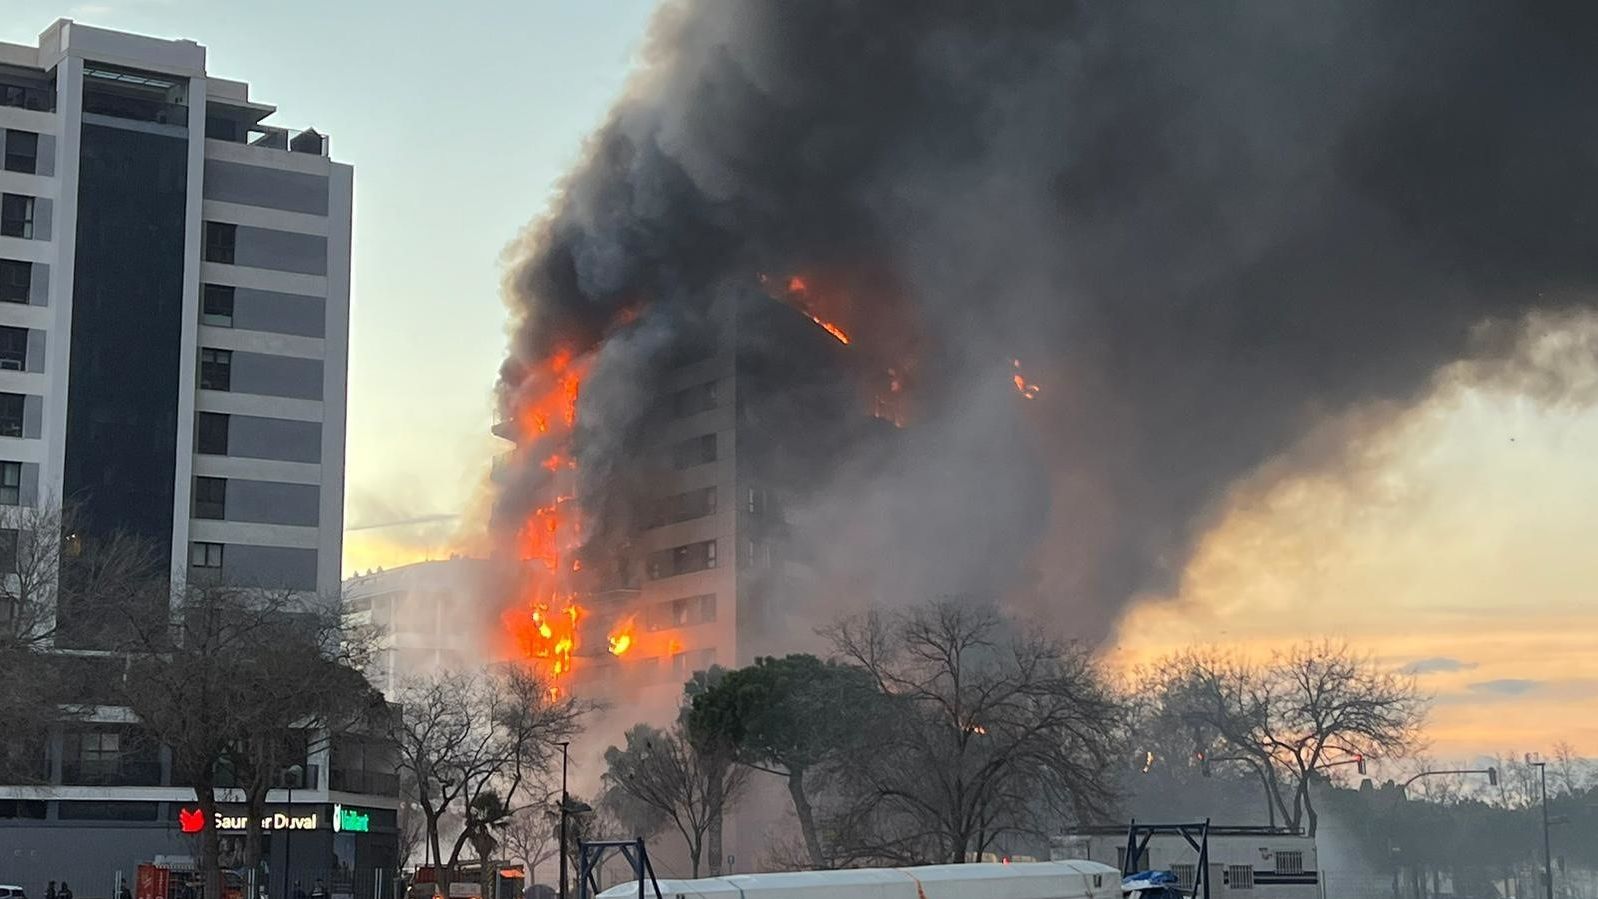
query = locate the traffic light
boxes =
[1488,766,1500,786]
[1356,754,1367,776]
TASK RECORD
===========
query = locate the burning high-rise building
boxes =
[486,0,1598,711]
[490,279,893,707]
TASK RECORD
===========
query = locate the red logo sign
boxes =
[178,807,206,833]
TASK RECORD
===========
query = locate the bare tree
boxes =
[1149,641,1427,835]
[602,722,750,877]
[221,596,387,884]
[499,801,558,889]
[1551,741,1588,797]
[390,665,589,878]
[821,599,1125,865]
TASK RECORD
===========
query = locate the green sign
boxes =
[333,804,370,833]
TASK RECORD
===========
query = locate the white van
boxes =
[0,886,30,899]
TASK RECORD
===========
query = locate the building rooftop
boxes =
[0,18,329,156]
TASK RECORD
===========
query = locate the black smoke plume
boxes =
[497,1,1598,640]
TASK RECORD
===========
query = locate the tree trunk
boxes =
[707,767,724,876]
[426,810,444,872]
[786,768,825,868]
[196,777,224,899]
[244,779,268,889]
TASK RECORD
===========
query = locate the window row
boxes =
[3,130,39,175]
[646,539,717,580]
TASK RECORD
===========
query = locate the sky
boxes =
[6,2,1595,759]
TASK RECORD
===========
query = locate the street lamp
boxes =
[282,764,304,899]
[557,741,571,899]
[1527,755,1554,899]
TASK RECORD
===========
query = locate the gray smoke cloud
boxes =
[496,1,1598,640]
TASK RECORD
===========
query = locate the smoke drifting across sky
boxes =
[497,1,1598,640]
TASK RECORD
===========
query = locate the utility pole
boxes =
[1529,757,1553,899]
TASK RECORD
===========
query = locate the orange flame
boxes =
[1011,359,1040,400]
[764,273,851,345]
[607,616,636,656]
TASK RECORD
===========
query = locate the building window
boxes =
[196,412,229,454]
[0,527,17,571]
[1170,865,1197,892]
[190,541,223,569]
[670,433,716,470]
[204,221,237,264]
[202,284,234,327]
[740,538,774,570]
[3,131,38,174]
[0,392,22,437]
[648,486,716,528]
[193,476,226,519]
[1275,852,1303,875]
[1227,866,1254,890]
[648,593,716,631]
[646,540,717,580]
[0,259,29,304]
[670,380,719,418]
[0,461,20,505]
[0,194,34,239]
[200,348,232,390]
[0,327,25,370]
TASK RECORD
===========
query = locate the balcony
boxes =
[1,81,54,113]
[82,87,188,128]
[207,122,329,157]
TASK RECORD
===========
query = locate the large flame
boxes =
[607,616,636,656]
[500,345,595,693]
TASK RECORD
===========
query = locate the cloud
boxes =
[1467,678,1543,696]
[1402,657,1478,675]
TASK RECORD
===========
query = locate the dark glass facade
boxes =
[61,121,188,642]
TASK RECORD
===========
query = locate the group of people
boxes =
[43,883,73,899]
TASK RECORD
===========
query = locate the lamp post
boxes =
[557,741,570,899]
[1527,756,1553,899]
[1394,767,1499,899]
[282,764,303,899]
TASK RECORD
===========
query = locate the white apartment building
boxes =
[344,558,501,698]
[0,19,350,604]
[0,20,391,897]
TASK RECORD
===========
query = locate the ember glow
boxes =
[1011,359,1040,400]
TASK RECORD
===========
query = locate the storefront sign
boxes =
[178,807,320,833]
[332,804,370,833]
